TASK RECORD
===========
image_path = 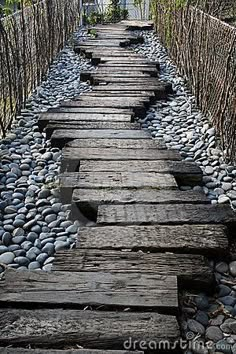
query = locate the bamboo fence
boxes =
[154,3,236,161]
[0,0,80,137]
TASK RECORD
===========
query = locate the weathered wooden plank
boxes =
[72,188,208,209]
[38,113,133,130]
[93,83,170,91]
[51,129,150,148]
[92,77,159,84]
[0,309,180,348]
[48,107,134,115]
[77,225,228,255]
[93,83,172,97]
[0,349,143,354]
[97,204,236,226]
[98,63,158,69]
[60,100,146,108]
[53,249,214,288]
[45,122,141,139]
[0,269,178,311]
[82,91,155,98]
[74,96,149,103]
[60,171,177,189]
[67,138,166,150]
[62,147,181,162]
[77,160,202,184]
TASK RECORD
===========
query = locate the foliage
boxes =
[0,0,32,17]
[84,11,104,25]
[104,0,128,22]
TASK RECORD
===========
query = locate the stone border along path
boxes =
[0,20,236,353]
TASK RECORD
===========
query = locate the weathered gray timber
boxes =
[60,171,177,189]
[38,113,133,130]
[53,249,214,288]
[97,204,236,225]
[67,138,166,150]
[70,189,209,216]
[51,129,151,148]
[77,225,228,255]
[77,159,202,184]
[0,269,178,311]
[0,309,180,348]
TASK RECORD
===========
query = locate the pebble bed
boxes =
[0,29,92,273]
[133,31,236,354]
[133,32,236,208]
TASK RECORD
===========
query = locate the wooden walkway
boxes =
[0,21,236,353]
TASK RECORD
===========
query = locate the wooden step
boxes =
[92,77,159,84]
[82,91,155,99]
[60,172,177,204]
[51,129,150,149]
[93,83,172,98]
[0,309,180,348]
[97,204,236,226]
[70,189,208,217]
[62,147,181,162]
[77,160,202,184]
[61,171,177,188]
[0,349,144,354]
[48,107,134,115]
[38,113,133,130]
[60,147,181,174]
[67,138,166,150]
[45,122,141,139]
[0,269,178,312]
[53,249,214,288]
[77,225,228,255]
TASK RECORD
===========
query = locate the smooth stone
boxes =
[218,195,230,204]
[187,319,205,334]
[38,189,51,199]
[21,241,33,251]
[36,253,48,264]
[219,296,236,307]
[210,315,225,326]
[222,182,232,191]
[195,310,209,326]
[14,256,30,266]
[14,249,26,257]
[43,263,53,272]
[55,240,69,252]
[42,243,55,255]
[45,214,57,224]
[26,232,38,242]
[205,166,214,175]
[206,326,223,342]
[229,261,236,277]
[0,252,15,264]
[215,262,229,274]
[12,236,25,244]
[13,219,25,227]
[12,227,24,237]
[66,224,78,234]
[28,261,41,270]
[218,285,231,297]
[2,232,12,246]
[195,294,209,310]
[0,245,9,254]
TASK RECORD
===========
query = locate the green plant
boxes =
[104,0,128,22]
[0,0,31,17]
